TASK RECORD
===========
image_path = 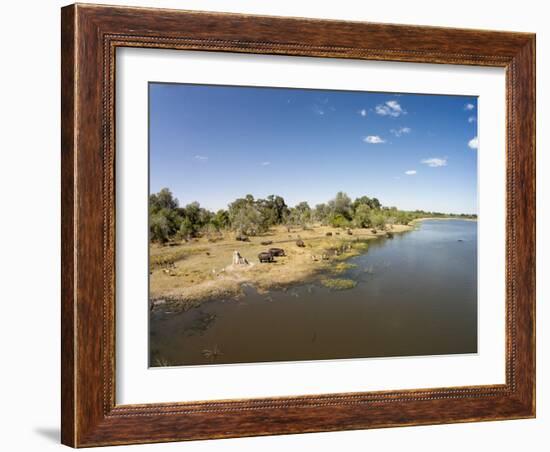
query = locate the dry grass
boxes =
[149,223,412,307]
[149,246,209,269]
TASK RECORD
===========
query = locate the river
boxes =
[149,219,478,366]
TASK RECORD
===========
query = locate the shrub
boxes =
[329,214,350,228]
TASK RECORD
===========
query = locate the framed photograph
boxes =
[61,3,536,447]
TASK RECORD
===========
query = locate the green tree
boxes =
[313,203,330,224]
[353,195,382,211]
[353,204,372,228]
[284,202,312,230]
[370,197,382,210]
[395,211,412,225]
[150,212,170,243]
[294,201,312,227]
[228,196,253,217]
[176,217,195,241]
[212,209,230,230]
[149,188,178,213]
[370,212,387,229]
[353,195,371,212]
[230,204,265,236]
[183,202,201,227]
[328,191,353,220]
[256,195,289,226]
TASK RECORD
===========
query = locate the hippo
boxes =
[268,247,285,257]
[325,232,333,237]
[258,252,274,263]
[296,239,305,247]
[261,240,273,246]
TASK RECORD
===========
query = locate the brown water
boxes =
[149,220,477,366]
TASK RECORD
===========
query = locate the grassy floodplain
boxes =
[150,223,413,310]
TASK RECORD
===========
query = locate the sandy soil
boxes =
[149,223,413,310]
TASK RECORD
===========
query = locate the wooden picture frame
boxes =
[61,3,535,447]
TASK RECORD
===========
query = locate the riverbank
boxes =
[149,223,413,310]
[411,217,477,224]
[150,218,478,366]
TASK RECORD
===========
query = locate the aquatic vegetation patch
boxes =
[320,278,358,290]
[332,262,358,274]
[352,240,370,252]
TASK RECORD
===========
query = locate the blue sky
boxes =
[149,83,478,214]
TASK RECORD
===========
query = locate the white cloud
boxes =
[464,103,475,111]
[405,170,417,175]
[468,137,479,149]
[363,135,386,144]
[390,126,411,137]
[358,109,368,117]
[468,116,477,123]
[312,105,325,115]
[312,98,333,116]
[261,161,271,166]
[421,157,447,167]
[194,155,208,161]
[386,100,403,111]
[375,100,406,117]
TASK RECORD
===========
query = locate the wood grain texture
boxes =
[61,3,536,447]
[60,5,76,447]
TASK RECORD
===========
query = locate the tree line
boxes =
[149,188,476,244]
